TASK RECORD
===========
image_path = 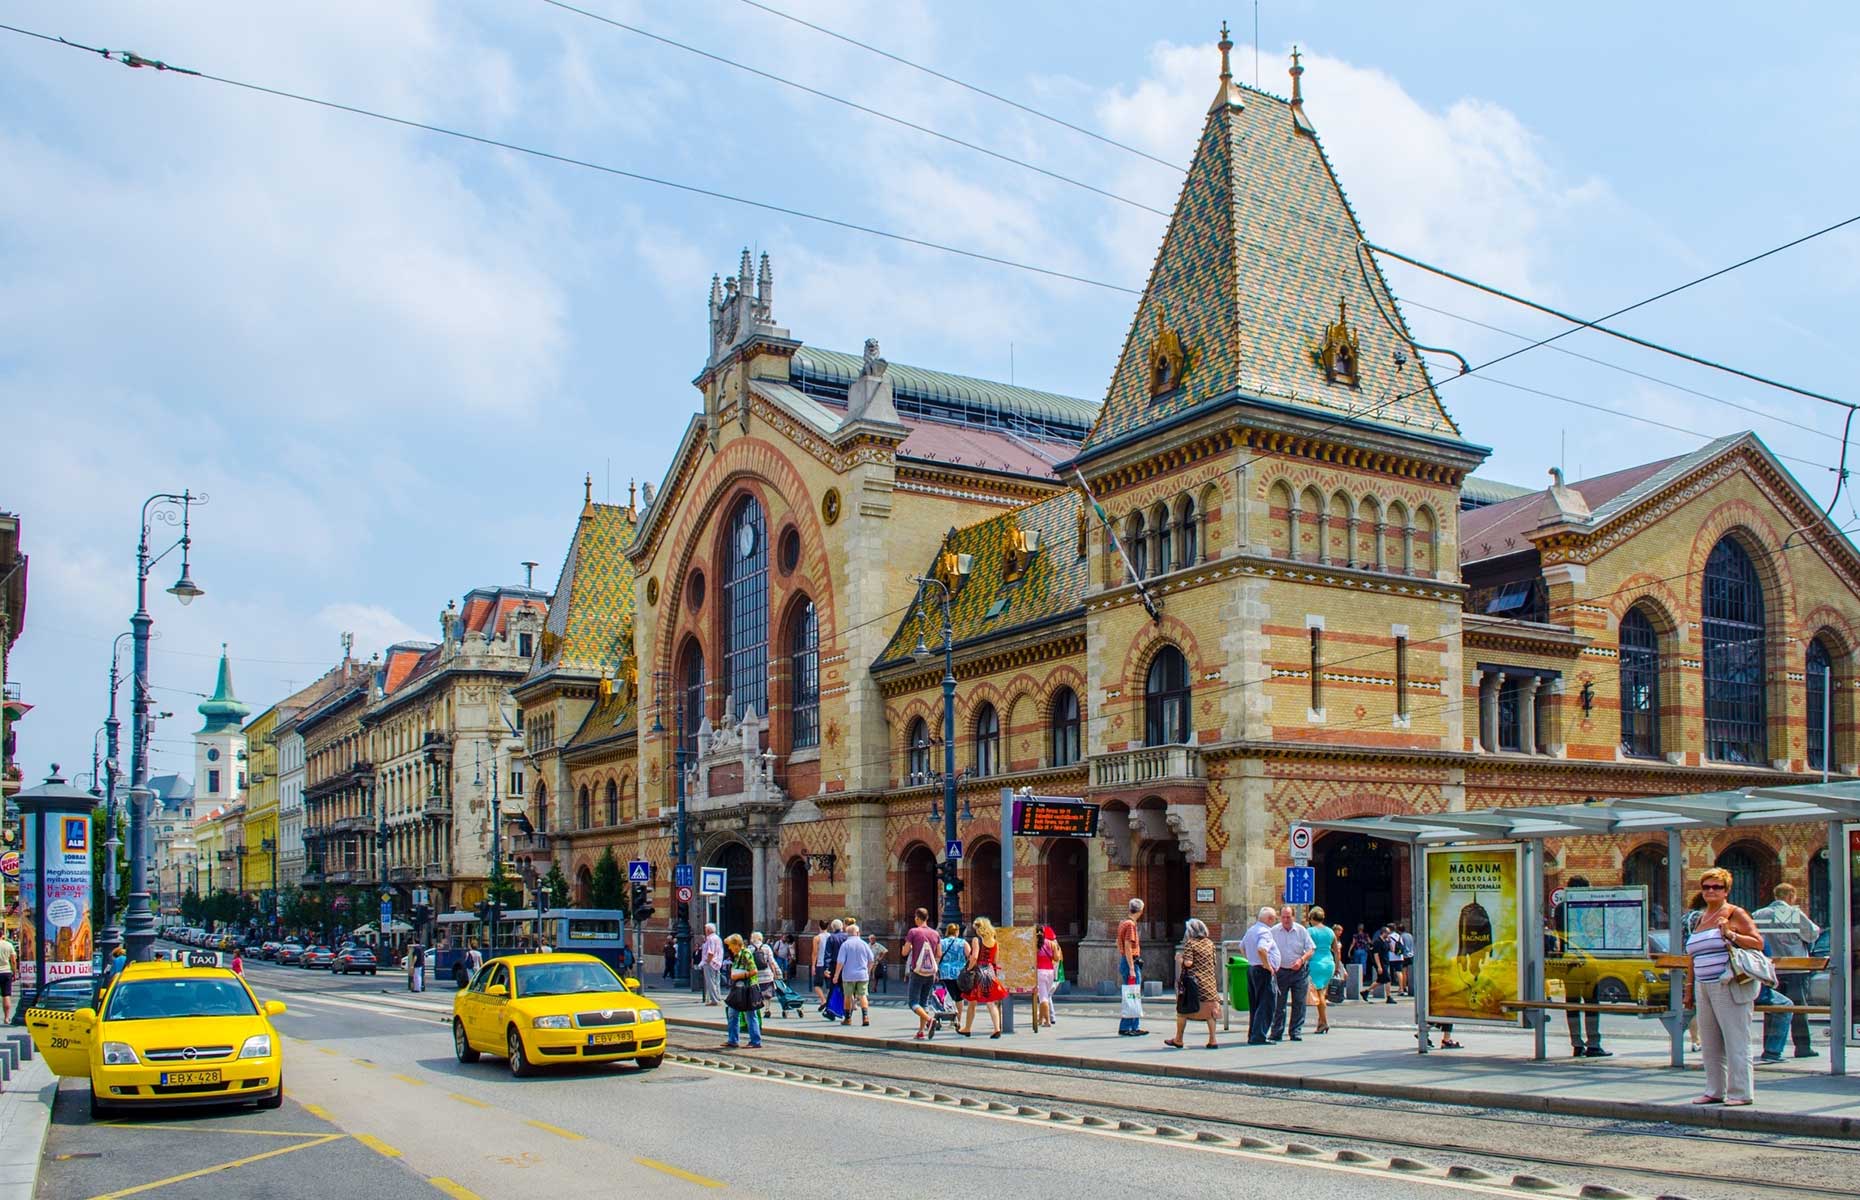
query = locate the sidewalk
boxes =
[651,988,1860,1137]
[0,1055,56,1200]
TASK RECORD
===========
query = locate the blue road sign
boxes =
[945,839,963,861]
[674,863,694,888]
[1284,866,1315,906]
[699,867,727,897]
[380,900,393,926]
[627,860,653,883]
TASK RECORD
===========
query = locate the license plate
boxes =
[586,1032,633,1047]
[161,1070,222,1085]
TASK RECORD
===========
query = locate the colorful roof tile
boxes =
[1080,49,1462,455]
[532,493,637,680]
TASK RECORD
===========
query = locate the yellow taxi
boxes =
[452,952,666,1077]
[1544,931,1669,1007]
[25,959,287,1118]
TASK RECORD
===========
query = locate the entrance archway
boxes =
[901,843,937,924]
[1137,834,1189,986]
[708,842,754,936]
[1314,832,1398,941]
[1715,840,1779,911]
[784,857,809,932]
[1622,843,1670,928]
[967,840,1002,925]
[1043,837,1089,984]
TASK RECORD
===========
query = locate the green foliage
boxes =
[487,859,521,907]
[590,848,625,910]
[543,864,570,908]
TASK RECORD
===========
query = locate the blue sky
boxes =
[6,1,1859,781]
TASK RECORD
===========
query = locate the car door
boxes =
[465,962,508,1048]
[26,1003,97,1078]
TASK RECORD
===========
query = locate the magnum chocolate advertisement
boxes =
[1423,844,1522,1024]
[19,813,94,982]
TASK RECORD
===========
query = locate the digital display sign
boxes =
[1011,798,1099,837]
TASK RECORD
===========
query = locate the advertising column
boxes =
[1423,844,1523,1024]
[20,812,94,988]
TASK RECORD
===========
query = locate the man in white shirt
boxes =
[1268,906,1316,1041]
[698,924,725,1005]
[833,922,876,1027]
[1753,883,1822,1061]
[1239,907,1282,1045]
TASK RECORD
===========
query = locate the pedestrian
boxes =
[866,932,888,993]
[1397,922,1416,995]
[937,921,968,1012]
[1752,882,1820,1062]
[1366,924,1389,1000]
[721,934,763,1050]
[833,921,875,1027]
[902,907,942,1040]
[1269,905,1315,1041]
[814,919,846,1014]
[1306,905,1335,1034]
[1685,866,1763,1106]
[1379,926,1403,1003]
[751,931,778,1017]
[1115,898,1147,1037]
[407,940,425,993]
[662,937,675,982]
[230,950,244,976]
[109,944,129,981]
[1552,876,1609,1058]
[698,923,725,1005]
[465,939,483,978]
[1034,925,1061,1028]
[773,933,795,982]
[1164,918,1220,1049]
[1240,907,1281,1044]
[959,917,1007,1038]
[0,931,15,1023]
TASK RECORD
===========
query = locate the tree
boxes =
[179,889,202,924]
[542,864,570,908]
[88,804,129,920]
[590,848,625,910]
[487,859,521,907]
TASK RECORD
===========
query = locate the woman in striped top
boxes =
[1684,866,1764,1106]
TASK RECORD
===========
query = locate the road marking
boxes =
[447,1092,491,1108]
[427,1179,483,1200]
[301,1103,336,1121]
[85,1133,342,1199]
[314,1046,341,1056]
[97,1122,327,1137]
[524,1118,584,1141]
[352,1132,403,1158]
[633,1156,725,1189]
[391,1072,428,1087]
[351,1058,380,1068]
[278,992,445,1023]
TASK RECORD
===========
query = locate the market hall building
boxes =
[510,41,1859,987]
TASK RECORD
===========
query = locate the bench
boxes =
[1502,1001,1664,1015]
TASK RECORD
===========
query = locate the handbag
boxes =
[956,966,979,995]
[975,964,998,993]
[1120,982,1144,1019]
[725,979,758,1011]
[1176,971,1203,1015]
[1326,979,1346,1003]
[1728,943,1778,988]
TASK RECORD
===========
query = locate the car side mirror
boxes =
[486,983,507,998]
[76,1007,98,1026]
[623,977,642,993]
[265,1000,287,1016]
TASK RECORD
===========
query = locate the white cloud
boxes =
[312,604,429,660]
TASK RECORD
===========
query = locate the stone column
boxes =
[1288,497,1303,561]
[1374,522,1387,572]
[1520,676,1540,755]
[1478,669,1503,752]
[1346,515,1360,569]
[749,835,769,932]
[1315,511,1329,565]
[1403,524,1416,575]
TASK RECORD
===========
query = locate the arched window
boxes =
[974,704,1000,777]
[1176,496,1198,566]
[1126,512,1148,580]
[575,866,593,907]
[577,785,590,830]
[604,779,618,826]
[1619,607,1660,758]
[678,641,705,759]
[789,600,820,751]
[1152,503,1173,575]
[722,495,770,718]
[1807,636,1833,771]
[906,717,931,784]
[1145,645,1191,746]
[1050,687,1081,767]
[1702,538,1767,763]
[534,782,549,835]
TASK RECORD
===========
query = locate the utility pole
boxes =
[673,700,691,987]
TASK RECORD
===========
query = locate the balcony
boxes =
[1089,744,1206,790]
[420,861,450,883]
[300,867,324,886]
[330,814,374,834]
[324,869,359,885]
[215,849,238,863]
[389,866,417,884]
[507,831,551,856]
[422,796,453,818]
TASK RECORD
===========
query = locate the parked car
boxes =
[275,942,306,966]
[257,942,282,961]
[332,946,378,976]
[301,945,335,969]
[1807,929,1833,1006]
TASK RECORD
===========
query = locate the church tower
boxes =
[195,644,251,804]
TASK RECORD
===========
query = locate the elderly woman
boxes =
[722,934,763,1050]
[1685,866,1763,1106]
[1163,918,1221,1049]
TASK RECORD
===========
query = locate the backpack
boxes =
[912,933,939,976]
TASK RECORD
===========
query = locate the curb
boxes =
[665,1015,1856,1138]
[0,1061,58,1200]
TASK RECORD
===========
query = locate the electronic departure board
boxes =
[1011,797,1100,837]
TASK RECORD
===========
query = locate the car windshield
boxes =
[105,978,258,1021]
[514,961,623,998]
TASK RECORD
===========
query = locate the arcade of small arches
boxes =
[1263,481,1439,576]
[1120,482,1223,581]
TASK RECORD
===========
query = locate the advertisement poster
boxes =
[1424,844,1522,1024]
[19,813,94,983]
[1846,824,1858,1045]
[1562,886,1648,957]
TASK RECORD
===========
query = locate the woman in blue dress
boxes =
[1306,905,1337,1034]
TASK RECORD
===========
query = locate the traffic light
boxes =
[939,858,964,898]
[537,888,550,916]
[473,900,489,923]
[630,882,655,923]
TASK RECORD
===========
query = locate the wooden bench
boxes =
[1651,955,1827,972]
[1502,1000,1664,1016]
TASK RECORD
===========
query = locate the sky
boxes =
[6,1,1860,784]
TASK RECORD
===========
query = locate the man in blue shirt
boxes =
[1239,908,1282,1045]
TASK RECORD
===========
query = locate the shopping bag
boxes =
[824,983,847,1020]
[1120,982,1143,1020]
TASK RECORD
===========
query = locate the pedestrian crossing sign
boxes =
[627,860,652,883]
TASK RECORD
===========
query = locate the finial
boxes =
[1218,21,1233,82]
[1337,296,1347,323]
[1209,21,1245,112]
[1288,45,1314,134]
[628,479,638,512]
[581,472,594,518]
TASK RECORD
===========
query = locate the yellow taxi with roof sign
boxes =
[25,957,286,1118]
[452,952,665,1076]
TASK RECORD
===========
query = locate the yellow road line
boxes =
[524,1118,584,1141]
[353,1132,402,1158]
[85,1133,342,1200]
[350,1058,379,1068]
[391,1072,428,1087]
[447,1092,491,1109]
[427,1179,482,1200]
[96,1123,325,1137]
[301,1103,335,1121]
[314,1046,340,1056]
[632,1156,724,1189]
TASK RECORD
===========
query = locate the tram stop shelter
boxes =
[1310,781,1856,1077]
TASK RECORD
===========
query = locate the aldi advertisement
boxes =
[18,812,94,983]
[1423,844,1523,1024]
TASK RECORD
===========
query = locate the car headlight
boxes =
[531,1015,572,1030]
[239,1034,273,1059]
[635,1008,662,1024]
[101,1042,140,1066]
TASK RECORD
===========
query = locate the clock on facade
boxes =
[206,747,221,762]
[737,521,757,558]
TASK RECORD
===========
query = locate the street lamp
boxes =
[912,556,970,932]
[261,837,277,937]
[652,674,695,988]
[99,629,133,962]
[126,489,206,962]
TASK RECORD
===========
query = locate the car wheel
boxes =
[507,1027,534,1078]
[453,1019,479,1063]
[635,1054,663,1071]
[256,1080,284,1110]
[1596,978,1631,1005]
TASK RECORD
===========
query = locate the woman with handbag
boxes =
[1034,925,1062,1027]
[721,934,763,1049]
[1306,906,1336,1034]
[959,918,1008,1038]
[1684,867,1763,1106]
[1163,919,1221,1048]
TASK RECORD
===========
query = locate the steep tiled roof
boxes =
[878,490,1088,666]
[459,586,549,638]
[380,642,439,695]
[564,689,637,754]
[532,500,637,679]
[1461,475,1536,508]
[1080,65,1461,454]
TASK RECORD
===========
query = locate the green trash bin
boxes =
[1227,955,1249,1012]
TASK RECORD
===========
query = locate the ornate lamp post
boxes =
[261,836,278,937]
[911,553,970,931]
[125,490,205,961]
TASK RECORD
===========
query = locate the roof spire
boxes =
[196,643,251,733]
[581,472,594,519]
[1289,44,1315,134]
[628,479,638,515]
[1210,21,1246,112]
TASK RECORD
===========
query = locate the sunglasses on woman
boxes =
[1700,883,1728,891]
